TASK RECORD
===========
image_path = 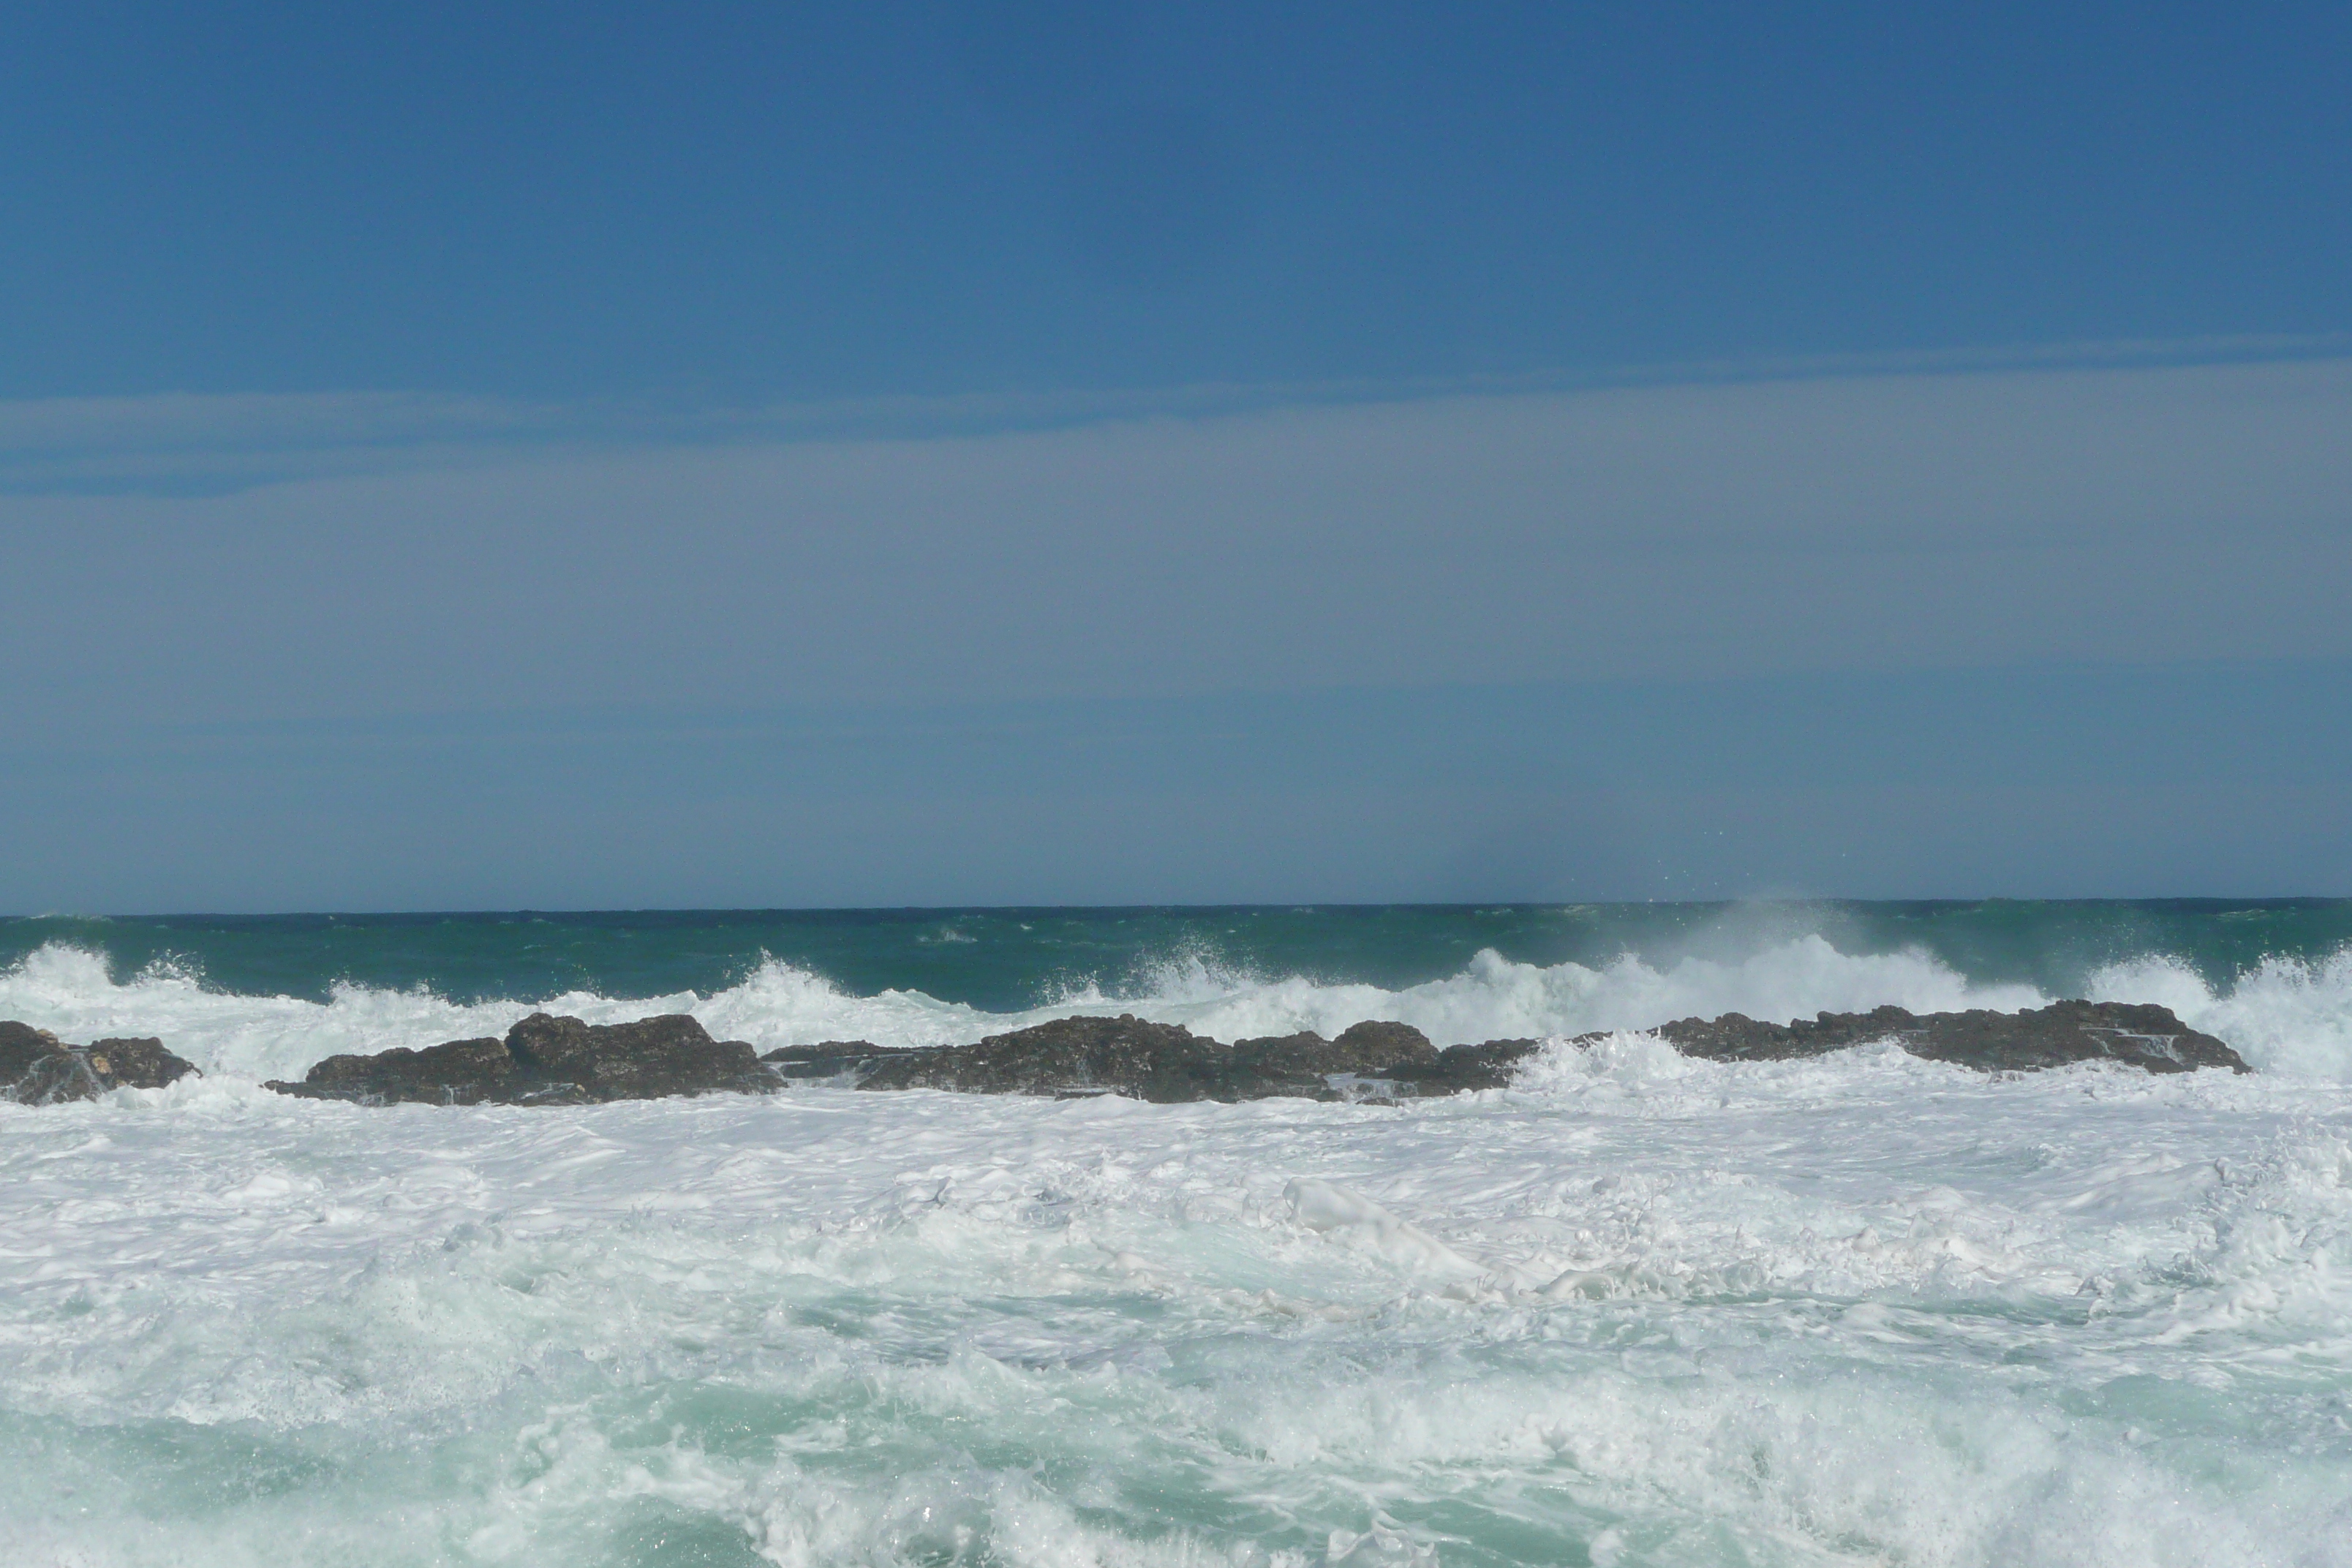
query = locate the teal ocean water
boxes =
[10,898,2352,1014]
[5,903,2352,1567]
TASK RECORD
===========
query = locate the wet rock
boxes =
[1398,1038,1545,1093]
[843,1015,1534,1103]
[1621,1000,2247,1074]
[505,1012,770,1101]
[1224,1021,1442,1100]
[761,1041,898,1081]
[1,1020,201,1104]
[853,1014,1223,1101]
[266,1013,771,1105]
[822,998,2244,1104]
[277,1036,518,1106]
[265,997,2245,1111]
[1235,1019,1437,1077]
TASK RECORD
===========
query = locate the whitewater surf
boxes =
[4,903,2350,1566]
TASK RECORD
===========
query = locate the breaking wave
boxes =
[6,928,2351,1084]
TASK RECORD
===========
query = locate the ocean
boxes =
[4,902,2350,1566]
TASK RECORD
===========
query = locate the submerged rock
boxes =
[1,1020,201,1104]
[265,1012,770,1105]
[1620,1000,2247,1074]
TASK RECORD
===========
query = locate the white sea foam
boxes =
[4,1047,2349,1565]
[8,931,2351,1088]
[0,933,2057,1085]
[2089,946,2352,1079]
[9,933,2352,1561]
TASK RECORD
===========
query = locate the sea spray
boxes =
[0,935,2058,1085]
[6,905,2352,1564]
[5,1048,2349,1565]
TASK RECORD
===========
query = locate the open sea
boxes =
[4,900,2351,1567]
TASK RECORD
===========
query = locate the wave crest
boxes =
[2089,949,2352,1079]
[0,935,2043,1085]
[8,930,2351,1085]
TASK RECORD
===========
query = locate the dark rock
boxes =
[1,1020,201,1104]
[1403,1039,1546,1093]
[1621,1000,2247,1074]
[1224,1021,1442,1100]
[824,998,2243,1103]
[266,1012,771,1105]
[854,1014,1224,1101]
[1235,1019,1439,1074]
[263,996,2247,1111]
[80,1038,197,1088]
[505,1012,769,1101]
[278,1037,516,1105]
[845,1015,1523,1104]
[0,1021,60,1085]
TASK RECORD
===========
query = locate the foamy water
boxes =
[5,933,2352,1564]
[6,929,2351,1082]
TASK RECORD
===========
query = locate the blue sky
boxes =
[2,2,2348,908]
[7,1,2348,399]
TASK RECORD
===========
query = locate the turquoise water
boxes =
[10,900,2350,1013]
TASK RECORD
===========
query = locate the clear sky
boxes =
[2,2,2348,910]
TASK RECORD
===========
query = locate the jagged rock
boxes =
[844,1015,1533,1103]
[1621,1000,2247,1074]
[266,997,2249,1111]
[2,1021,69,1090]
[505,1012,770,1101]
[282,1036,518,1105]
[853,1014,1222,1101]
[1235,1019,1437,1077]
[1,1020,200,1104]
[1398,1038,1545,1093]
[821,999,2243,1103]
[266,1012,770,1105]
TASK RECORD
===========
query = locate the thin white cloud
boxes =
[6,332,2348,492]
[3,349,2348,731]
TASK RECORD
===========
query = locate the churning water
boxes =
[4,903,2350,1566]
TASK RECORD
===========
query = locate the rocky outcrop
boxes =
[265,1012,770,1105]
[850,1015,1224,1101]
[278,1036,519,1105]
[833,1015,1537,1102]
[1,1020,200,1104]
[254,996,2249,1110]
[1226,1022,1542,1097]
[1618,1000,2247,1074]
[756,1001,2242,1103]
